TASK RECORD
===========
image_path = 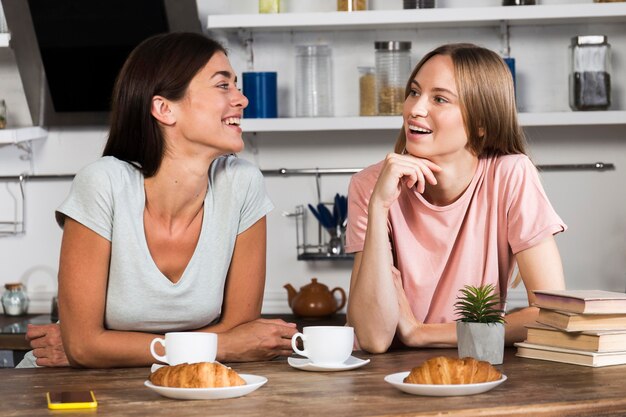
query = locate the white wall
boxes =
[0,0,625,315]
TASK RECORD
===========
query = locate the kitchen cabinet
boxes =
[208,2,626,132]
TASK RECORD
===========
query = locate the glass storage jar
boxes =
[337,0,367,11]
[403,0,436,8]
[375,41,411,116]
[569,35,611,111]
[259,0,280,13]
[295,45,333,117]
[358,66,376,116]
[2,283,29,316]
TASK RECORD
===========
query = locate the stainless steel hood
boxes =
[3,0,201,127]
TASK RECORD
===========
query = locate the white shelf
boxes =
[242,116,402,132]
[208,3,626,31]
[518,111,626,127]
[241,111,626,133]
[0,33,9,47]
[0,126,48,145]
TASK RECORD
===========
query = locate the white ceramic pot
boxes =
[456,322,505,365]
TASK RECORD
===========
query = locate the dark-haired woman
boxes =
[22,32,296,368]
[346,43,566,354]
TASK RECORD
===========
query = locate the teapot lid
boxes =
[302,278,327,291]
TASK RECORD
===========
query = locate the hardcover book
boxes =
[515,342,626,367]
[533,290,626,314]
[536,308,626,332]
[525,323,626,352]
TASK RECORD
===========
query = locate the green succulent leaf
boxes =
[454,284,506,324]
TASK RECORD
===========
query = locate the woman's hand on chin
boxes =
[371,153,442,210]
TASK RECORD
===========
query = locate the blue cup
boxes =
[243,72,278,118]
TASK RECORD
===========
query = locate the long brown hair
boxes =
[103,32,227,177]
[394,43,526,157]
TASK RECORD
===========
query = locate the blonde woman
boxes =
[346,43,566,353]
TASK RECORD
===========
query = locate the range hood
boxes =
[3,0,201,127]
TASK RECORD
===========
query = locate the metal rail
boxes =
[0,162,615,182]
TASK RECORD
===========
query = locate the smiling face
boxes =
[402,54,472,163]
[169,51,249,156]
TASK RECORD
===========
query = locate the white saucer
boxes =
[288,355,370,372]
[144,374,267,400]
[384,372,507,397]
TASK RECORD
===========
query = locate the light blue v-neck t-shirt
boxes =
[55,155,273,333]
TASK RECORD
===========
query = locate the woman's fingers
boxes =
[384,154,440,194]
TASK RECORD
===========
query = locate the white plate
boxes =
[144,374,267,400]
[287,355,370,372]
[384,372,507,396]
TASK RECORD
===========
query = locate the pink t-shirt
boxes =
[346,154,566,324]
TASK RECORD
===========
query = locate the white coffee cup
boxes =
[150,332,217,365]
[291,326,354,366]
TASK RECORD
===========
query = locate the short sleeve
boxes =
[345,162,383,253]
[232,158,274,234]
[504,156,567,254]
[55,159,115,241]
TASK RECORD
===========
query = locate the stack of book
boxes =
[515,290,626,367]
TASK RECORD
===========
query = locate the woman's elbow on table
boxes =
[354,330,393,354]
[63,337,100,368]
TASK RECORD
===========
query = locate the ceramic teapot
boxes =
[284,278,346,318]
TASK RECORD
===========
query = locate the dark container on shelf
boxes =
[569,35,611,111]
[502,0,536,5]
[403,0,435,8]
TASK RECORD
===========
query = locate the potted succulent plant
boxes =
[454,284,506,365]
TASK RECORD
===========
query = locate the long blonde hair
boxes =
[394,43,526,157]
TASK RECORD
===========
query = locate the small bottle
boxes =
[295,45,334,117]
[375,41,412,116]
[2,283,29,316]
[259,0,280,14]
[358,66,376,116]
[569,35,611,111]
[0,99,6,129]
[337,0,367,11]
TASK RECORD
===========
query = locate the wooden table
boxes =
[3,348,626,417]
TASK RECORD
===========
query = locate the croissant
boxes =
[403,356,501,385]
[149,362,246,388]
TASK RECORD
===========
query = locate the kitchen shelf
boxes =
[0,126,47,145]
[0,33,9,48]
[208,3,626,31]
[241,111,626,133]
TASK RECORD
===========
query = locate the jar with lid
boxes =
[403,0,436,8]
[375,41,411,116]
[358,66,376,116]
[337,0,367,11]
[295,45,333,117]
[569,35,611,111]
[2,283,29,316]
